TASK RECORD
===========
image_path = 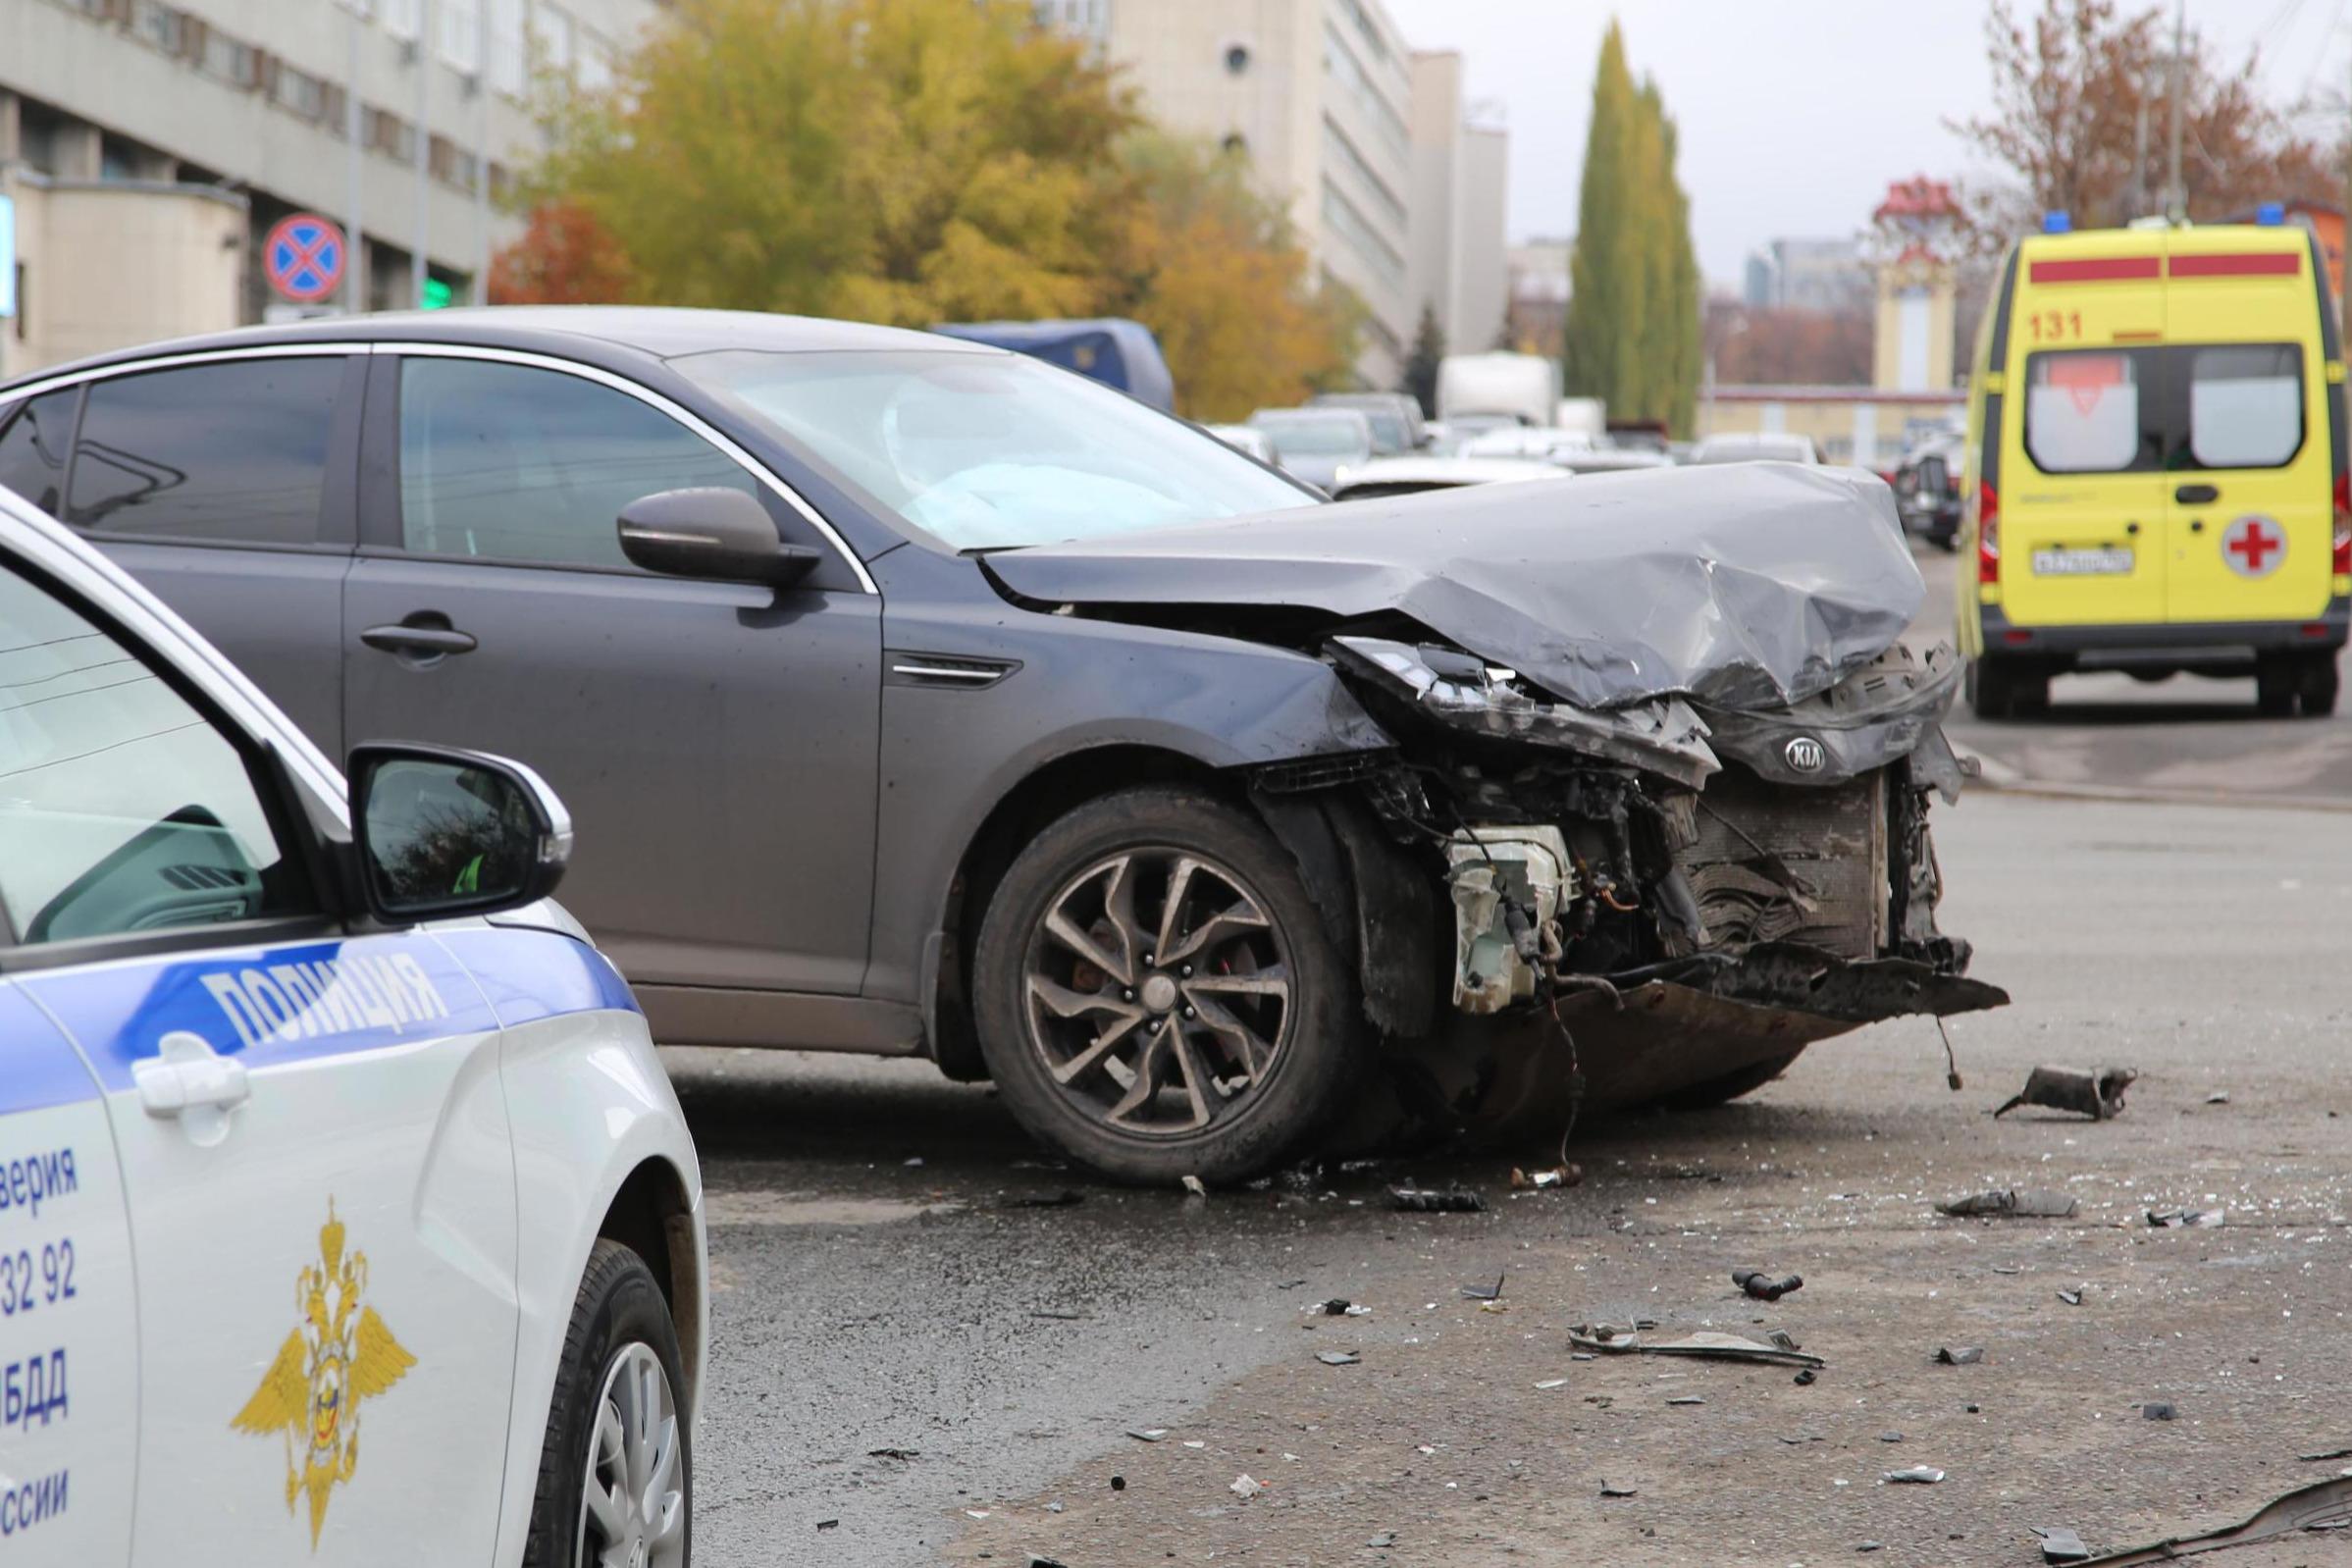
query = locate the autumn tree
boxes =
[1954,0,2334,237]
[488,200,633,304]
[1400,302,1445,416]
[1560,23,1699,433]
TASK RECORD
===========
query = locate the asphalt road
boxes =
[675,786,2352,1567]
[1912,545,2352,806]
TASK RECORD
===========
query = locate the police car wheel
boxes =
[525,1240,691,1568]
[971,785,1362,1186]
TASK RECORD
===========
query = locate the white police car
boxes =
[0,481,703,1566]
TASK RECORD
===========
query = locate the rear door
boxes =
[1999,235,2169,626]
[343,348,880,997]
[2158,232,2333,624]
[52,352,364,757]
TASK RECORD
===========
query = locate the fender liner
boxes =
[1249,780,1440,1039]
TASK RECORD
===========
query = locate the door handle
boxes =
[361,622,478,656]
[2175,483,2219,504]
[133,1030,248,1146]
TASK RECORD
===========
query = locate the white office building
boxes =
[1,0,657,377]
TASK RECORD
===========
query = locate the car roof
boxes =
[0,306,993,393]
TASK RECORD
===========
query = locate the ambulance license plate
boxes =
[2030,547,2134,577]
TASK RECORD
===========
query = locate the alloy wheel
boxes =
[575,1341,686,1568]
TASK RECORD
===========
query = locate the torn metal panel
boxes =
[984,463,1921,712]
[1995,1066,2136,1121]
[2074,1475,2352,1565]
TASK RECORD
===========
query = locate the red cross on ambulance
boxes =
[2222,514,2285,578]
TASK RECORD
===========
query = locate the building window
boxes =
[532,1,575,78]
[440,0,481,73]
[1224,41,1250,75]
[1320,180,1405,288]
[1322,24,1408,161]
[201,29,260,87]
[132,0,184,55]
[382,0,420,41]
[1321,117,1405,232]
[273,65,330,122]
[366,106,418,162]
[488,0,527,95]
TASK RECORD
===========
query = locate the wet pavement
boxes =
[675,787,2352,1565]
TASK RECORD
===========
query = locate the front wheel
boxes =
[971,786,1362,1184]
[525,1240,691,1568]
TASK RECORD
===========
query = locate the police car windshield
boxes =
[673,348,1318,550]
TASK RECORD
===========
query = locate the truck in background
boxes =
[930,318,1176,412]
[1555,396,1606,442]
[1436,351,1561,430]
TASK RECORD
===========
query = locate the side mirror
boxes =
[346,743,573,923]
[617,487,819,588]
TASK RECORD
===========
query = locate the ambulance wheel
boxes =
[2298,654,2340,718]
[2011,664,2051,716]
[526,1240,691,1568]
[971,785,1360,1186]
[1967,655,2022,720]
[2256,657,2297,718]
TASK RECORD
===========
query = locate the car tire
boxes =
[1965,655,2012,720]
[524,1239,691,1568]
[2297,653,2340,718]
[1659,1050,1804,1110]
[971,785,1362,1185]
[2011,663,2051,716]
[2257,656,2298,718]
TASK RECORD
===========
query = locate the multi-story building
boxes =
[1740,235,1869,315]
[1406,51,1504,359]
[1046,0,1501,391]
[1,0,657,377]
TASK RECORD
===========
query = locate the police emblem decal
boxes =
[231,1200,416,1547]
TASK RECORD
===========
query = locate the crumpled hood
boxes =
[983,462,1922,711]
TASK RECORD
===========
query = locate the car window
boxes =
[397,357,755,568]
[2188,345,2302,470]
[65,358,342,543]
[2024,351,2144,473]
[0,390,78,515]
[0,560,310,946]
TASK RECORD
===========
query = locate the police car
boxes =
[0,481,703,1566]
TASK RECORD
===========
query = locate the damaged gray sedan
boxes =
[9,311,2003,1184]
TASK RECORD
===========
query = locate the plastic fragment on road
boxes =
[2302,1447,2352,1463]
[1794,1368,1818,1385]
[1316,1350,1361,1366]
[1462,1273,1507,1301]
[1667,1395,1705,1406]
[1179,1175,1207,1198]
[1938,1188,2078,1219]
[1368,1533,1397,1547]
[815,1519,839,1532]
[1027,1555,1071,1568]
[1308,1297,1371,1317]
[1883,1467,1946,1484]
[1390,1186,1485,1213]
[2058,1289,2083,1306]
[1229,1474,1264,1500]
[1936,1346,1986,1365]
[1599,1481,1639,1497]
[1568,1324,1826,1369]
[2066,1474,2352,1564]
[867,1446,919,1461]
[2141,1402,2176,1421]
[2033,1525,2092,1563]
[1511,1165,1581,1190]
[1994,1065,2136,1121]
[2147,1208,2225,1228]
[1535,1379,1568,1389]
[1733,1268,1803,1301]
[2206,1091,2230,1105]
[1125,1429,1168,1442]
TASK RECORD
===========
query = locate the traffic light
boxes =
[421,277,453,310]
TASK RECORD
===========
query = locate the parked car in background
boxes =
[930,318,1176,412]
[1893,438,1963,550]
[1550,446,1677,476]
[1205,422,1278,464]
[1326,455,1564,500]
[1310,392,1425,454]
[0,310,1997,1187]
[0,480,704,1568]
[1247,406,1376,490]
[1431,412,1529,452]
[1461,427,1593,463]
[1690,432,1824,466]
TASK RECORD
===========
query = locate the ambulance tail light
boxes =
[1977,480,2001,586]
[2332,470,2350,576]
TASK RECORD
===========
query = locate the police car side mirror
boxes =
[346,744,574,924]
[617,488,819,588]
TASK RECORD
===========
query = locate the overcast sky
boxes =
[1379,0,2352,289]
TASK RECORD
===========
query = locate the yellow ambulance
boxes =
[1958,208,2350,718]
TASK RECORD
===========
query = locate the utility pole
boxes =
[2128,83,2149,220]
[413,0,432,309]
[473,0,491,304]
[344,0,366,314]
[2165,0,2186,223]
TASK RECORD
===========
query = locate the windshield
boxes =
[1253,415,1370,456]
[674,348,1315,549]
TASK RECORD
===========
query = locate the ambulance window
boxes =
[0,563,310,947]
[0,391,78,516]
[65,358,341,545]
[2024,351,2144,473]
[2187,344,2302,470]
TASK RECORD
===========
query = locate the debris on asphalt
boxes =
[1462,1272,1507,1301]
[1124,1429,1168,1443]
[2140,1401,2176,1421]
[1883,1466,1946,1485]
[1229,1474,1264,1500]
[1938,1187,2079,1219]
[1001,1189,1085,1209]
[1110,1475,1125,1491]
[2301,1447,2352,1463]
[866,1446,919,1461]
[2032,1525,2092,1563]
[1994,1065,2136,1121]
[1535,1379,1568,1389]
[1599,1481,1639,1496]
[1027,1555,1070,1568]
[1794,1368,1818,1385]
[2146,1207,2225,1228]
[1316,1350,1361,1366]
[1856,1541,1883,1553]
[1389,1185,1485,1213]
[1367,1533,1396,1548]
[2057,1289,2083,1306]
[1732,1268,1803,1301]
[815,1519,839,1532]
[1179,1175,1207,1198]
[1308,1298,1372,1317]
[2065,1474,2352,1564]
[1878,1432,1905,1443]
[1667,1396,1705,1406]
[1936,1014,1964,1092]
[1568,1324,1826,1369]
[1510,1165,1582,1190]
[2205,1091,2230,1105]
[1047,1501,1064,1513]
[1935,1346,1986,1366]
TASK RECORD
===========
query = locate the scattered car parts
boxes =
[1995,1066,2137,1121]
